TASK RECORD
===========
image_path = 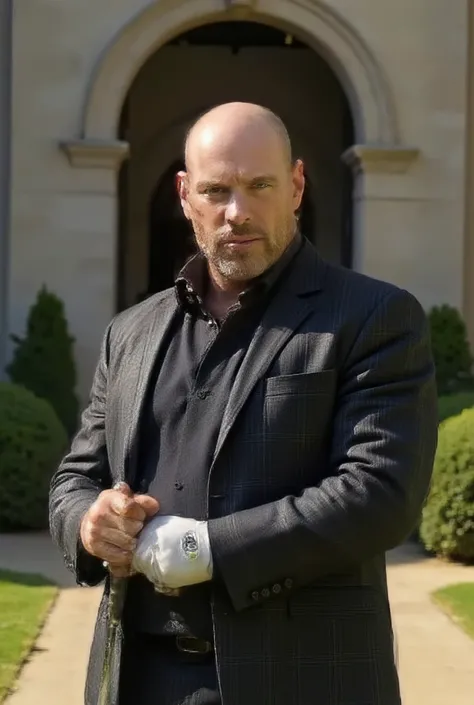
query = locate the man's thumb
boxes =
[134,494,160,517]
[113,482,133,497]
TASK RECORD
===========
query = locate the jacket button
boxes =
[261,588,270,598]
[272,584,282,594]
[284,578,293,590]
[251,591,260,601]
[197,389,211,400]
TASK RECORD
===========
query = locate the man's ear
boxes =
[291,159,305,212]
[176,171,191,220]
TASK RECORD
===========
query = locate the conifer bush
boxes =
[7,286,79,436]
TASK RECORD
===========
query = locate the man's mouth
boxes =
[221,238,262,246]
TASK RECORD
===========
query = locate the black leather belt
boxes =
[175,636,213,654]
[128,632,214,657]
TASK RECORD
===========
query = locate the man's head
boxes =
[177,102,305,289]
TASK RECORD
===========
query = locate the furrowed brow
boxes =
[248,174,278,185]
[195,180,227,190]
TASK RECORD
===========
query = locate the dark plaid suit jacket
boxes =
[49,238,438,705]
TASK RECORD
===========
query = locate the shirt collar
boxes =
[175,231,303,313]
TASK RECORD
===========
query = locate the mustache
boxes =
[216,225,266,242]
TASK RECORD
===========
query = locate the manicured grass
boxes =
[0,569,58,702]
[432,582,474,640]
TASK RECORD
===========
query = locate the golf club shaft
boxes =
[97,573,128,705]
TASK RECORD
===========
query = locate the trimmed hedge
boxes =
[420,408,474,561]
[0,382,67,531]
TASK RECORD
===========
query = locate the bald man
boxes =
[49,102,437,705]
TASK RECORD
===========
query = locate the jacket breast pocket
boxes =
[262,370,336,482]
[265,369,336,398]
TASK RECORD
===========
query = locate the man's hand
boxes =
[132,515,213,591]
[80,482,159,577]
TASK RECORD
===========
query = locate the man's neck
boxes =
[204,274,247,321]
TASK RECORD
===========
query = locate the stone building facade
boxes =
[0,0,473,404]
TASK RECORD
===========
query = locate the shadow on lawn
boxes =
[0,569,57,588]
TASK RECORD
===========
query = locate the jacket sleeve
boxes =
[208,288,438,611]
[49,322,113,587]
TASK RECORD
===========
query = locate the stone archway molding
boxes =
[342,144,420,175]
[60,0,419,172]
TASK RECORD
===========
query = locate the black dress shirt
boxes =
[123,233,303,640]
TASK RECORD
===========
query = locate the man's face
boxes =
[177,126,305,283]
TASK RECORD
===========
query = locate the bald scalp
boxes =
[184,102,293,171]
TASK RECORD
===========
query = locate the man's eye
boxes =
[205,186,226,195]
[252,182,270,190]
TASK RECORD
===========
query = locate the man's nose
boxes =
[225,193,250,226]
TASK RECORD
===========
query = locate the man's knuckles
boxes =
[94,489,158,521]
[120,516,144,537]
[114,496,147,521]
[99,525,137,550]
[82,522,108,552]
[81,490,158,559]
[87,536,133,563]
[134,494,160,516]
[100,547,131,565]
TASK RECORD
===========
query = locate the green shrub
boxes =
[438,392,474,424]
[7,286,79,437]
[420,408,474,561]
[411,392,474,545]
[0,382,68,531]
[428,305,474,395]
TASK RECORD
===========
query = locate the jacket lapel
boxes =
[211,240,326,466]
[121,293,178,487]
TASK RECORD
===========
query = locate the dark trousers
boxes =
[119,632,221,705]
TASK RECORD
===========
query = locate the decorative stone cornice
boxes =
[222,0,257,17]
[60,139,130,169]
[223,0,257,8]
[342,144,420,175]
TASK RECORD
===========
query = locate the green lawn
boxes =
[0,569,58,702]
[432,582,474,640]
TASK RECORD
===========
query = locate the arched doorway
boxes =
[117,20,354,309]
[60,0,418,402]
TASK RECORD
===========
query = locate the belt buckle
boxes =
[176,636,212,654]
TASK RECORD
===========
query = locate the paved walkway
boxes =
[387,542,474,705]
[1,533,474,705]
[0,533,101,705]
